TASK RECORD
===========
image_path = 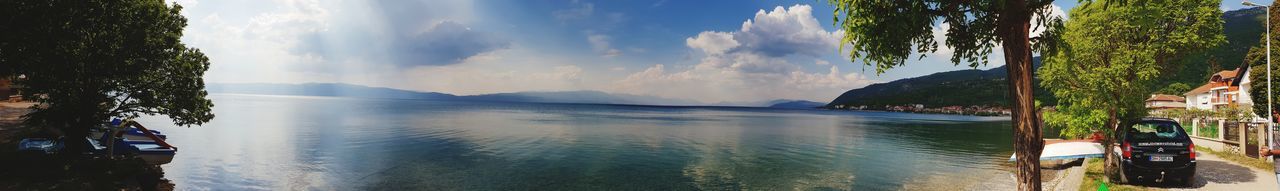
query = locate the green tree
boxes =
[1156,83,1192,95]
[1038,0,1223,183]
[1247,1,1280,123]
[826,0,1063,189]
[0,0,213,154]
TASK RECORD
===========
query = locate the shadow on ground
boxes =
[1125,160,1255,189]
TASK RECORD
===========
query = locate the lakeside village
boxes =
[829,104,1013,116]
[825,65,1265,119]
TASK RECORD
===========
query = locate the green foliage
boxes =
[828,0,1063,189]
[1043,106,1108,139]
[827,0,1063,73]
[1198,122,1219,137]
[1249,63,1279,122]
[0,0,214,137]
[1163,7,1268,87]
[1245,2,1280,122]
[1040,0,1225,137]
[1155,83,1192,95]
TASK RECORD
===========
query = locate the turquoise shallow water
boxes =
[135,94,1044,190]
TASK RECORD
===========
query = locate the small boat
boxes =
[95,120,178,165]
[17,138,61,154]
[93,119,167,143]
[92,128,167,143]
[113,138,177,165]
[1009,141,1105,161]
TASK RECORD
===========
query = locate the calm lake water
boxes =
[134,94,1049,190]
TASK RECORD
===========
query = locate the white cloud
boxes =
[184,0,333,84]
[611,5,873,103]
[588,33,622,57]
[735,5,842,57]
[185,0,507,84]
[684,4,841,57]
[686,31,738,55]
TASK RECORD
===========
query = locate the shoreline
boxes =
[0,102,173,190]
[820,108,1013,117]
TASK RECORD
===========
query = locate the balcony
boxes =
[1211,95,1238,105]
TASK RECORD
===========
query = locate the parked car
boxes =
[1117,118,1196,186]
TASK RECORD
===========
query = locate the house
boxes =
[1185,67,1253,110]
[1145,94,1186,111]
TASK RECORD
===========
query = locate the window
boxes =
[1128,121,1188,142]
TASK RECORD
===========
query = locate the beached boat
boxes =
[94,120,178,165]
[92,128,167,143]
[1009,141,1105,161]
[93,120,168,143]
[115,138,177,165]
[17,138,61,154]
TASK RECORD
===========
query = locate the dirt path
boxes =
[0,102,33,143]
[1165,152,1279,191]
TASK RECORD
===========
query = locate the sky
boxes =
[172,0,1248,103]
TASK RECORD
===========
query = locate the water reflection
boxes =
[136,94,1025,190]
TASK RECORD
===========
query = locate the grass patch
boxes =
[1078,158,1163,191]
[1196,124,1218,138]
[1195,146,1274,171]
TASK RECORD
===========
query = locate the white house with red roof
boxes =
[1184,67,1254,111]
[1145,94,1186,111]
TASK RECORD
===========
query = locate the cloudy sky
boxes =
[171,0,1239,103]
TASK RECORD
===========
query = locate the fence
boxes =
[1181,118,1269,158]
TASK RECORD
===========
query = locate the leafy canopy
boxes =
[0,0,214,131]
[1039,0,1224,138]
[1246,0,1280,122]
[828,0,1063,73]
[1155,83,1192,95]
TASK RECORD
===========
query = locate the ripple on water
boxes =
[150,95,1021,190]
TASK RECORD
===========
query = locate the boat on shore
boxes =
[93,119,178,165]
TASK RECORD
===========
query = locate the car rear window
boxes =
[1127,121,1188,142]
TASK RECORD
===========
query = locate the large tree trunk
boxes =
[61,112,95,157]
[999,0,1043,190]
[1102,111,1121,182]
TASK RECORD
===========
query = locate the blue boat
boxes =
[93,119,168,143]
[96,119,178,165]
[16,138,61,155]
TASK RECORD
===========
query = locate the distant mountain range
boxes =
[205,83,813,108]
[205,83,455,100]
[1163,7,1265,87]
[825,57,1054,109]
[767,100,826,109]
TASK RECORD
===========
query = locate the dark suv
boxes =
[1117,118,1196,186]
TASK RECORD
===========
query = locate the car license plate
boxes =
[1150,156,1174,162]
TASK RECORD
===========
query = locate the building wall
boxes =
[1187,92,1214,110]
[1240,69,1254,105]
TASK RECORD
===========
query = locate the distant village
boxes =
[826,64,1264,118]
[828,104,1012,116]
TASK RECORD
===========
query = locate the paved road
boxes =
[1151,152,1280,191]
